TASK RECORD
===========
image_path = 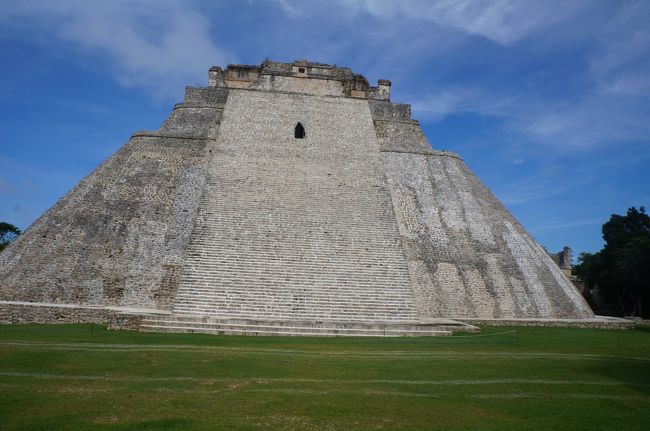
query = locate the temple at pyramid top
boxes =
[207,59,392,100]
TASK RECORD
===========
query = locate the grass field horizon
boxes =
[1,324,649,430]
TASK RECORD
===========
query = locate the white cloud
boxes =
[268,1,648,152]
[277,0,583,45]
[268,0,303,17]
[410,88,517,123]
[413,86,649,152]
[532,217,603,233]
[410,89,474,121]
[521,97,646,150]
[590,1,650,96]
[494,172,587,206]
[365,0,571,45]
[409,11,650,151]
[0,0,233,100]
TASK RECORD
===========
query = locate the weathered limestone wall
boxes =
[250,75,345,97]
[383,152,593,319]
[372,103,594,319]
[0,301,149,328]
[0,96,224,313]
[173,88,418,322]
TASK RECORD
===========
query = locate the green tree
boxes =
[0,222,21,252]
[574,207,650,318]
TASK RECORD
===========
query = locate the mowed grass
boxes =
[1,324,649,430]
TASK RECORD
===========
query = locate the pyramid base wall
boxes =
[0,301,631,333]
[459,317,633,329]
[0,301,166,329]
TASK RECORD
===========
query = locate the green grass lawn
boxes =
[1,324,649,430]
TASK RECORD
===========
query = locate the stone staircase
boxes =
[171,192,421,323]
[173,282,420,322]
[139,314,477,337]
[170,90,423,327]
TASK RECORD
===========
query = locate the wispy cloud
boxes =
[410,88,517,122]
[532,217,603,233]
[278,0,584,45]
[0,0,234,100]
[410,89,475,121]
[590,1,650,95]
[267,0,303,18]
[493,169,593,207]
[361,0,581,45]
[520,96,648,150]
[269,1,649,153]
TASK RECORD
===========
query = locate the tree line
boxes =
[574,207,650,319]
[0,222,21,252]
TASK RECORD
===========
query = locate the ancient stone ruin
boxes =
[0,59,613,335]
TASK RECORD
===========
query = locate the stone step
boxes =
[169,310,418,322]
[178,264,409,273]
[140,321,450,336]
[172,305,417,316]
[177,286,410,293]
[173,303,416,312]
[173,304,413,312]
[173,293,415,300]
[176,294,416,304]
[171,298,418,308]
[137,315,477,337]
[175,281,411,289]
[140,325,450,337]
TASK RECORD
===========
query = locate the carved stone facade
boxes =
[0,60,605,334]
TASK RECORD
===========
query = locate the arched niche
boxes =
[295,122,305,139]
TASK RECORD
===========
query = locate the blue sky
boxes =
[0,0,648,259]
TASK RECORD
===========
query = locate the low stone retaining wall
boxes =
[0,301,166,330]
[1,301,634,333]
[459,317,634,330]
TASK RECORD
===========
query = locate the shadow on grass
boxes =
[633,324,650,333]
[0,323,523,349]
[590,357,650,396]
[101,418,195,430]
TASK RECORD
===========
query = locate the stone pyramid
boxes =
[0,60,599,336]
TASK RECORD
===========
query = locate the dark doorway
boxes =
[295,122,305,139]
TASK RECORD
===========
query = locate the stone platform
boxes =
[459,316,634,330]
[136,314,478,337]
[0,301,633,335]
